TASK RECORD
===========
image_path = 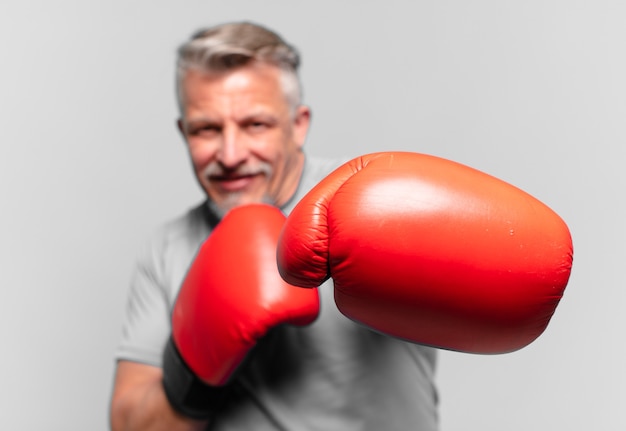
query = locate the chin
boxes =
[208,193,275,219]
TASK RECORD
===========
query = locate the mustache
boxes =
[202,162,273,179]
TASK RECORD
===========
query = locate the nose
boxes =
[216,126,248,168]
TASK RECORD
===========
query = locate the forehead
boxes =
[180,64,289,116]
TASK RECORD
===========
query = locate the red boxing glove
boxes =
[277,152,573,354]
[163,204,319,418]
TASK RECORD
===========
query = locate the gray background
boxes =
[1,1,623,429]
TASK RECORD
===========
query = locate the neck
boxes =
[275,152,306,209]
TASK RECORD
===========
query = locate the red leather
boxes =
[172,204,319,385]
[277,152,573,354]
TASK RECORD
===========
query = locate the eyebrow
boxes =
[185,117,220,127]
[239,112,279,124]
[186,110,280,126]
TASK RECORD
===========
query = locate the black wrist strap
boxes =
[162,336,232,420]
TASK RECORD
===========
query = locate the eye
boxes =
[246,121,269,133]
[189,123,221,137]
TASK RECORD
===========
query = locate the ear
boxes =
[177,118,190,145]
[293,105,311,149]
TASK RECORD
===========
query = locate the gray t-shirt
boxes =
[116,155,439,431]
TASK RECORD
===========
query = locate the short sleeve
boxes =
[114,203,212,367]
[114,239,173,367]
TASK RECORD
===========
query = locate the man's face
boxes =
[178,63,310,216]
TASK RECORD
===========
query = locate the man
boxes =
[110,22,439,431]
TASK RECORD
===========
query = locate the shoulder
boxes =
[303,155,347,182]
[148,202,212,254]
[135,202,212,288]
[282,155,348,215]
[285,155,343,204]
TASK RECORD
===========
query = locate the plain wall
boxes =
[1,1,624,429]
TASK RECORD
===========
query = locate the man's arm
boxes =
[110,360,208,431]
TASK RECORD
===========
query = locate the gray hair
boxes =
[176,22,303,114]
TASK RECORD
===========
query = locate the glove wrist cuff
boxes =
[162,336,231,420]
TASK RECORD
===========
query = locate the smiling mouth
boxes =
[204,162,273,194]
[210,173,261,192]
